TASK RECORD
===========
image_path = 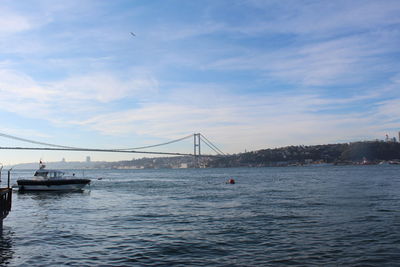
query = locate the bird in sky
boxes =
[130,32,136,37]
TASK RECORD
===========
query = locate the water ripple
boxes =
[2,166,400,266]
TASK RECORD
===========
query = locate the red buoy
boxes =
[228,178,235,184]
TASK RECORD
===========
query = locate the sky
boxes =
[0,0,399,165]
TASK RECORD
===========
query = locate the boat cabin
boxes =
[34,170,65,179]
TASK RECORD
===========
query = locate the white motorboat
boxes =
[17,162,90,192]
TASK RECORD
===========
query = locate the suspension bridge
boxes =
[0,132,225,158]
[0,132,225,228]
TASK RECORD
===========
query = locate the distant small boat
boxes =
[227,178,235,184]
[17,162,90,192]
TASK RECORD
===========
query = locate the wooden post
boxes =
[0,188,12,231]
[7,168,11,188]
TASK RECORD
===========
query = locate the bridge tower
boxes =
[194,133,201,168]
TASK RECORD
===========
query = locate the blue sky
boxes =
[0,0,399,164]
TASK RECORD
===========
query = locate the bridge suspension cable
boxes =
[0,131,193,151]
[115,134,194,150]
[200,134,225,155]
[0,132,81,149]
[0,146,193,156]
[0,131,225,156]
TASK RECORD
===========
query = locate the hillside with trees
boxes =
[98,140,400,169]
[205,141,400,168]
[11,141,400,169]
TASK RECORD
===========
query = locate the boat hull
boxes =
[17,179,91,192]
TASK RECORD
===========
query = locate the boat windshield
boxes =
[34,171,48,178]
[50,171,64,178]
[34,170,64,178]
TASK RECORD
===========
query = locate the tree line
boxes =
[206,141,400,167]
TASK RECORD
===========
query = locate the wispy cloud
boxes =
[62,83,398,152]
[243,0,400,35]
[209,31,399,88]
[0,67,159,121]
[0,6,38,34]
[51,73,159,103]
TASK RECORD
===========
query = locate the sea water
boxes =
[1,165,400,266]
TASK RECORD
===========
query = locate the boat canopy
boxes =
[34,170,65,178]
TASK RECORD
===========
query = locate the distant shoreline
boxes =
[7,140,400,170]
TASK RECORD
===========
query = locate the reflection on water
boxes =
[17,190,90,198]
[0,229,14,265]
